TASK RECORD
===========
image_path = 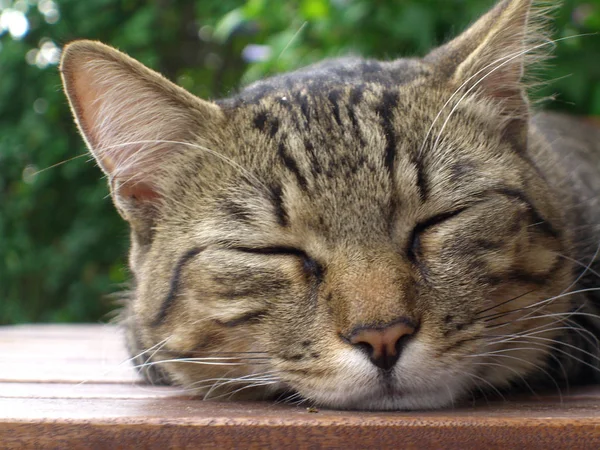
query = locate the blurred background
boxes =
[0,0,599,324]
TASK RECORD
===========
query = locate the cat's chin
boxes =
[290,375,468,411]
[304,386,461,411]
[195,378,463,411]
[273,344,476,410]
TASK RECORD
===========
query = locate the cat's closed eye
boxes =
[407,207,468,261]
[232,246,324,282]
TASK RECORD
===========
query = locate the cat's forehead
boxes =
[223,57,431,107]
[208,57,517,242]
[218,55,482,152]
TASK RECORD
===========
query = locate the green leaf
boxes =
[213,8,245,43]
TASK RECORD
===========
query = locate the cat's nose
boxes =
[347,320,417,371]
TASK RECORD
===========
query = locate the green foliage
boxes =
[1,0,599,323]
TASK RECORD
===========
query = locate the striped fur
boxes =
[60,0,600,409]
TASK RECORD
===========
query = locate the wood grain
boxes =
[1,325,599,449]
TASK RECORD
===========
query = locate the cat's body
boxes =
[60,0,600,410]
[528,112,600,386]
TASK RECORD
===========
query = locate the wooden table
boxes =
[1,325,599,449]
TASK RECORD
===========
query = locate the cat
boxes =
[60,0,600,410]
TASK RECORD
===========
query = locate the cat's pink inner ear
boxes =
[66,63,125,176]
[118,180,161,202]
[64,58,162,202]
[60,40,225,205]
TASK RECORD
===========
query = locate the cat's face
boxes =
[61,0,575,410]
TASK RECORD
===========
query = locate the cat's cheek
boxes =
[279,348,380,408]
[151,325,276,399]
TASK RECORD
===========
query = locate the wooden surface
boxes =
[1,325,600,449]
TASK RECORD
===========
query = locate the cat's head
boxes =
[61,0,574,410]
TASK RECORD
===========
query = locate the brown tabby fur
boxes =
[60,0,600,410]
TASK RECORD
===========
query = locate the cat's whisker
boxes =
[481,335,571,388]
[73,335,174,388]
[151,354,270,361]
[527,221,546,228]
[188,375,280,393]
[458,370,490,406]
[125,336,173,366]
[471,352,563,402]
[558,239,600,296]
[275,391,304,406]
[155,350,270,356]
[482,311,600,360]
[138,336,177,386]
[214,380,280,401]
[470,361,538,398]
[470,345,547,357]
[497,309,600,350]
[32,153,90,176]
[133,357,272,370]
[462,370,507,402]
[562,317,600,352]
[556,253,600,279]
[145,337,175,364]
[277,21,308,60]
[283,393,302,404]
[484,329,565,349]
[203,371,281,400]
[486,327,600,371]
[484,304,588,333]
[486,323,585,343]
[186,367,238,393]
[442,380,456,409]
[290,396,311,407]
[479,287,600,322]
[474,289,535,316]
[503,287,596,327]
[487,329,600,365]
[186,370,281,389]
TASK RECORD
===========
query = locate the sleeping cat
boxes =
[60,0,600,410]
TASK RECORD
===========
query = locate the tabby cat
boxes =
[60,0,600,410]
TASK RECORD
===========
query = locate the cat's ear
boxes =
[425,0,547,144]
[60,40,224,219]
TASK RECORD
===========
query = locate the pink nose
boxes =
[347,320,417,371]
